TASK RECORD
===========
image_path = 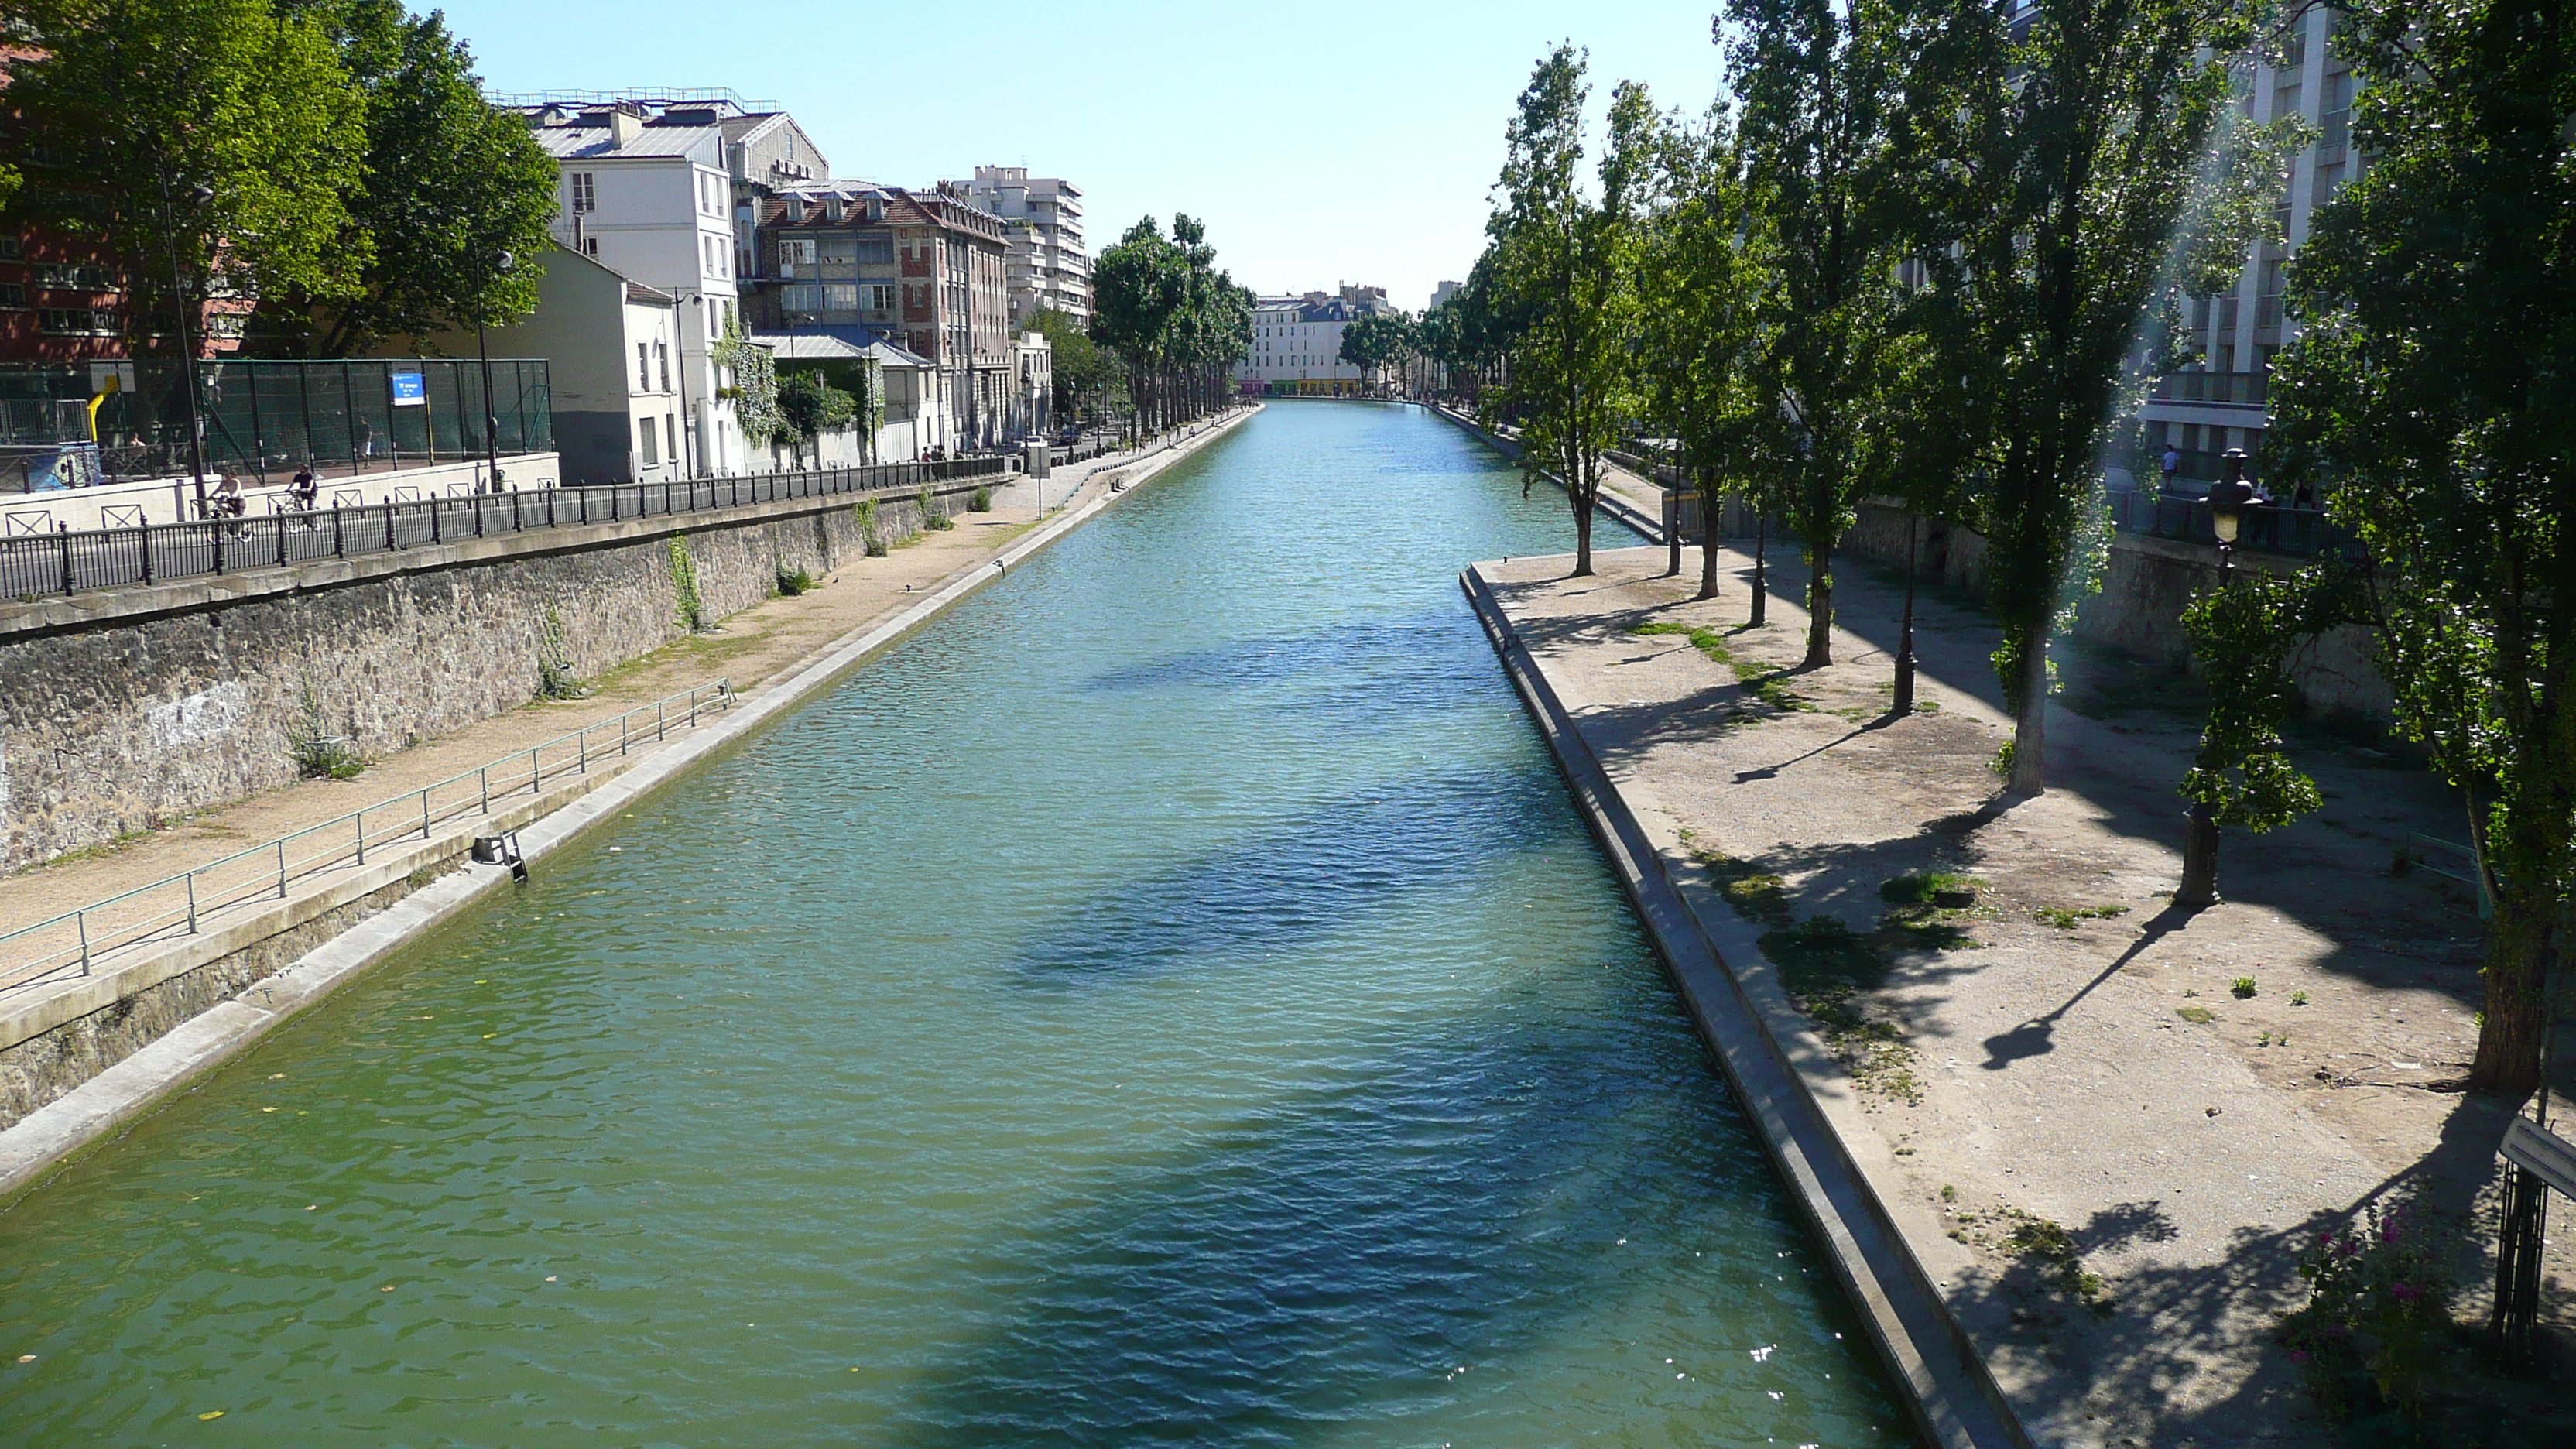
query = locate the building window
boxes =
[638,416,658,466]
[570,173,597,213]
[583,238,600,257]
[0,235,19,260]
[0,283,22,310]
[656,341,670,392]
[638,343,651,391]
[30,262,121,293]
[665,415,677,462]
[868,284,896,311]
[39,307,120,335]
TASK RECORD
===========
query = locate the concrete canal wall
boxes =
[0,407,1257,1199]
[0,478,978,872]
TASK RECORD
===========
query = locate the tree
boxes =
[1633,101,1781,601]
[1725,0,1905,668]
[2174,564,2345,907]
[1481,47,1648,577]
[775,369,857,469]
[2268,0,2576,1093]
[1893,0,2295,794]
[1024,306,1113,422]
[1089,214,1250,439]
[1338,310,1412,393]
[6,0,368,356]
[256,0,559,355]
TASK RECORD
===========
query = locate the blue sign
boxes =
[389,371,427,407]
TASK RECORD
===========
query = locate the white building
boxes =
[1237,285,1396,394]
[946,166,1090,330]
[512,98,752,476]
[2137,4,2358,489]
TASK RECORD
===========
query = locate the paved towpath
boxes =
[1479,540,2567,1449]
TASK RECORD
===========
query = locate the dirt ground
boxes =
[1480,538,2574,1449]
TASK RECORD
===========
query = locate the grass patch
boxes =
[1955,1206,2115,1315]
[1882,871,1979,906]
[2231,976,2259,999]
[1632,622,1814,711]
[1691,848,1793,926]
[1761,916,1921,1107]
[2036,903,2130,930]
[2177,1005,2217,1025]
[1631,620,1732,663]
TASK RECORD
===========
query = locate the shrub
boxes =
[855,498,888,557]
[535,602,585,700]
[776,563,816,596]
[2281,1200,2453,1423]
[918,485,954,531]
[667,535,707,632]
[2232,976,2259,999]
[968,485,993,512]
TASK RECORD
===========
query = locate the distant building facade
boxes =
[1237,285,1396,396]
[944,166,1089,330]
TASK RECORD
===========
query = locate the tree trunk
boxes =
[1750,518,1769,627]
[1697,486,1721,600]
[1804,540,1834,668]
[2470,802,2559,1093]
[2175,802,2221,909]
[1573,505,1595,577]
[2008,618,2050,796]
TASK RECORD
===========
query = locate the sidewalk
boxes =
[1475,540,2571,1449]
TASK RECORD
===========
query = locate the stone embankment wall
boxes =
[0,480,975,870]
[1841,499,2391,720]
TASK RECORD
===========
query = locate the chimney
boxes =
[608,105,643,149]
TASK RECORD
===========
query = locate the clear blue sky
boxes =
[433,0,1733,313]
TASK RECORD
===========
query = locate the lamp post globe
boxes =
[2207,448,2256,546]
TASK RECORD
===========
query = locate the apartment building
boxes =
[944,166,1090,330]
[508,94,762,476]
[1238,285,1396,395]
[2139,5,2360,488]
[745,182,1016,451]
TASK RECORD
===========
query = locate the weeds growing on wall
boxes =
[917,485,953,531]
[535,601,587,700]
[855,498,889,557]
[667,535,707,632]
[286,681,364,780]
[776,561,817,596]
[968,485,993,512]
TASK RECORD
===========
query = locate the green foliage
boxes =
[1630,620,1732,663]
[534,601,584,699]
[916,485,952,532]
[1336,311,1413,385]
[2035,904,2128,929]
[2282,1200,2454,1424]
[774,563,815,597]
[286,680,364,779]
[2180,566,2347,832]
[1090,214,1252,434]
[1693,848,1793,927]
[775,369,857,466]
[2290,990,2309,1007]
[853,498,888,557]
[2269,0,2576,1094]
[2231,976,2258,999]
[2177,1005,2216,1025]
[1025,306,1114,419]
[1477,48,1649,577]
[968,485,992,512]
[8,0,371,350]
[1885,0,2301,792]
[1881,872,1977,906]
[253,0,557,355]
[666,535,706,632]
[714,316,784,450]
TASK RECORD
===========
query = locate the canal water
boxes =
[0,402,1910,1447]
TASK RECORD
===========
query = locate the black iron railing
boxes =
[0,457,1008,600]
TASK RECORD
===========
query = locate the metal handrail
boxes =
[0,679,737,995]
[0,456,1010,601]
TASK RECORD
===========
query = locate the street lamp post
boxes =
[476,250,513,492]
[2177,447,2259,909]
[1892,510,1922,717]
[159,174,216,519]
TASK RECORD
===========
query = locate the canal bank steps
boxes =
[1427,402,1670,543]
[0,407,1260,1202]
[1461,561,2030,1449]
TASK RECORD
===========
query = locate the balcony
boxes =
[2150,371,2268,407]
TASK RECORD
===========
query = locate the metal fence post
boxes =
[657,700,666,740]
[277,839,288,898]
[333,505,344,559]
[185,872,197,933]
[385,500,396,550]
[422,790,431,840]
[431,498,442,545]
[77,909,89,975]
[621,712,629,755]
[138,522,152,585]
[479,766,488,813]
[531,748,540,796]
[357,812,366,866]
[578,726,587,772]
[56,526,73,594]
[275,516,288,568]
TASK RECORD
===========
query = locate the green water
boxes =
[0,401,1910,1447]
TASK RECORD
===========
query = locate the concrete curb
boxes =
[1459,561,2031,1449]
[0,407,1258,1204]
[1423,402,1667,543]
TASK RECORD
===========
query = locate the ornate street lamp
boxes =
[2177,447,2259,909]
[2204,448,2258,580]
